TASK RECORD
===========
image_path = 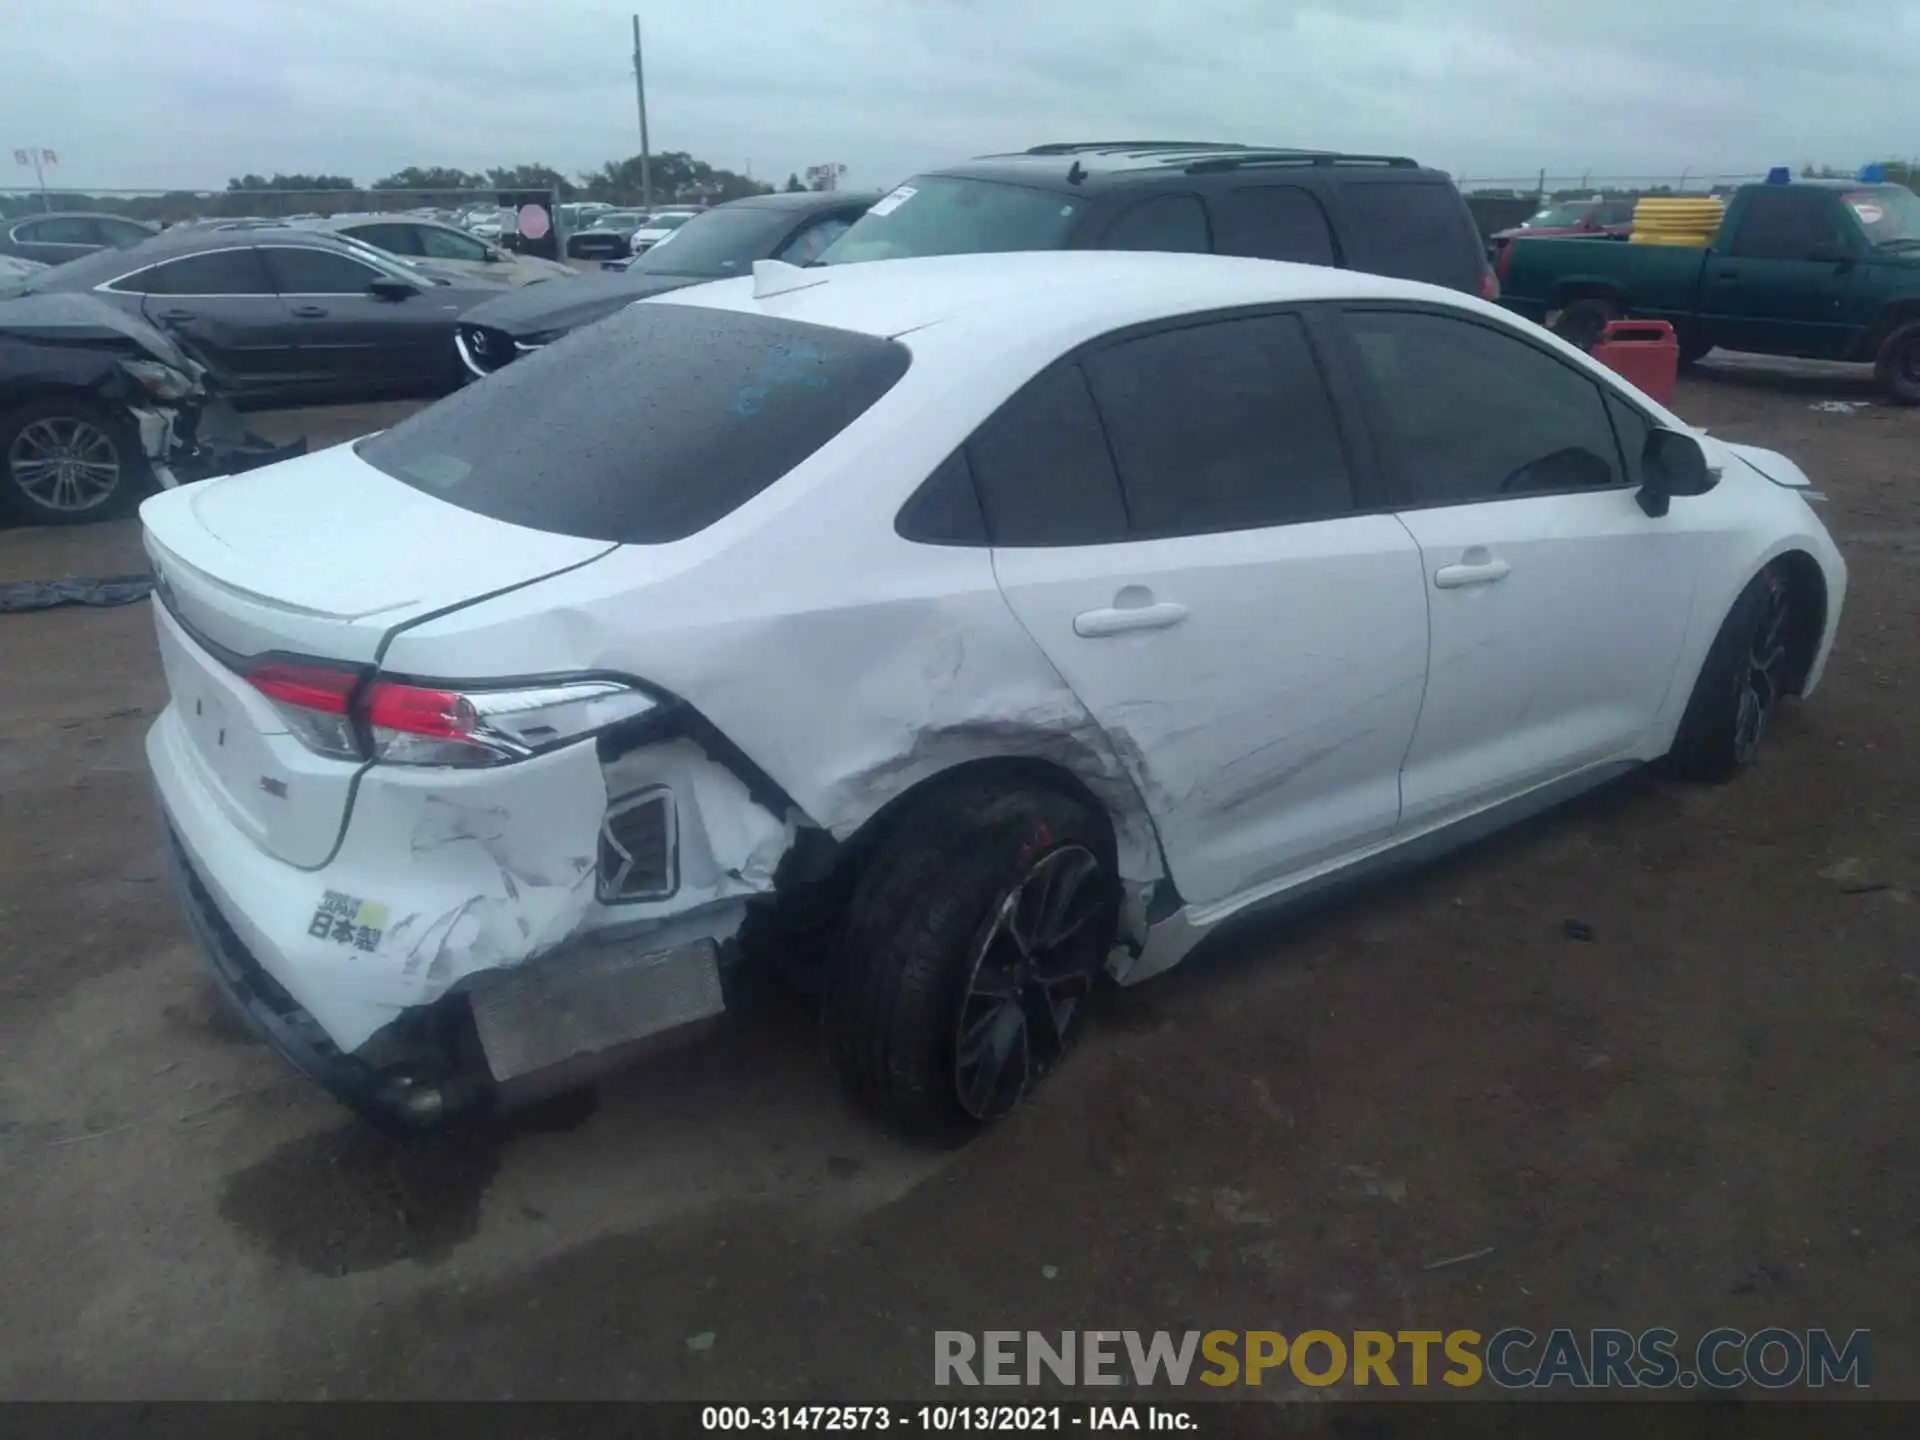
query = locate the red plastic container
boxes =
[1591,319,1679,407]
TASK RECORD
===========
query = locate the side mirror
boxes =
[1637,429,1717,517]
[367,276,416,302]
[483,248,505,263]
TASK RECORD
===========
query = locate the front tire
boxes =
[0,396,143,526]
[823,783,1119,1141]
[1668,565,1796,783]
[1873,319,1920,406]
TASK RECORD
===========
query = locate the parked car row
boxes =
[1497,176,1920,402]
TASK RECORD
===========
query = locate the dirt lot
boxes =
[0,366,1915,1401]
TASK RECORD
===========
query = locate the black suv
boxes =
[817,141,1496,299]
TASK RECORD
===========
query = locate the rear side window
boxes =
[1083,314,1354,536]
[1208,187,1337,265]
[1340,180,1482,291]
[1099,195,1211,253]
[124,248,274,296]
[360,303,911,544]
[965,365,1129,547]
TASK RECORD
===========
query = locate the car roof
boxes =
[924,141,1436,195]
[22,224,387,291]
[717,191,881,213]
[654,249,1486,351]
[10,210,155,224]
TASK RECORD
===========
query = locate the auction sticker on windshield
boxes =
[1850,202,1884,225]
[868,186,917,217]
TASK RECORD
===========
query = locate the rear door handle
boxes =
[1073,601,1189,637]
[289,304,328,318]
[157,308,197,321]
[1716,270,1740,280]
[1434,559,1511,589]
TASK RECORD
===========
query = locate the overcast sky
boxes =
[7,0,1919,194]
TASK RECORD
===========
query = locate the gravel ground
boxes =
[0,361,1915,1401]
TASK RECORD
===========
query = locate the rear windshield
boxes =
[632,205,790,277]
[357,302,910,544]
[818,176,1083,265]
[1339,179,1484,292]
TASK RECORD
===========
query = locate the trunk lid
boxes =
[140,441,616,664]
[141,443,615,867]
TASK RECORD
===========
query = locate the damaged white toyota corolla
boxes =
[144,250,1846,1137]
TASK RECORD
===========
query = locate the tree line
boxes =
[0,151,834,222]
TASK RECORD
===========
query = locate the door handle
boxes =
[289,304,328,318]
[157,308,197,321]
[1434,558,1511,589]
[1073,601,1188,637]
[1716,270,1740,280]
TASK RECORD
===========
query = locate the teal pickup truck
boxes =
[1498,179,1920,403]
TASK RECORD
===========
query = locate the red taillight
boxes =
[247,659,358,714]
[363,682,472,741]
[1480,266,1501,301]
[1495,241,1514,285]
[244,658,657,767]
[246,658,364,761]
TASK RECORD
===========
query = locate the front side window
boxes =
[631,206,790,276]
[775,215,854,266]
[1082,313,1354,537]
[1099,195,1211,254]
[120,247,274,296]
[419,225,490,262]
[343,223,422,257]
[261,246,386,294]
[818,176,1083,265]
[1346,309,1625,506]
[359,303,911,544]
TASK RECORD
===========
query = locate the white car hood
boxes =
[1720,440,1814,489]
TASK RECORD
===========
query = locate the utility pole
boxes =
[631,14,652,211]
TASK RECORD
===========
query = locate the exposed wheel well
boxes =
[746,756,1129,981]
[1854,301,1920,364]
[1769,549,1828,695]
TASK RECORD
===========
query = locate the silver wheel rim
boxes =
[952,843,1108,1122]
[1734,579,1791,763]
[8,417,121,513]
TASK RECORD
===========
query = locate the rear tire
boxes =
[0,396,144,526]
[1551,297,1620,353]
[1668,564,1796,783]
[823,782,1119,1141]
[1873,320,1920,406]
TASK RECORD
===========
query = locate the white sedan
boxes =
[141,251,1845,1136]
[628,208,700,255]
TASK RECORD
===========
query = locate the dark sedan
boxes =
[6,228,509,405]
[0,211,157,265]
[458,190,877,378]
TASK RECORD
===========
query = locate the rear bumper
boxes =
[158,812,453,1129]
